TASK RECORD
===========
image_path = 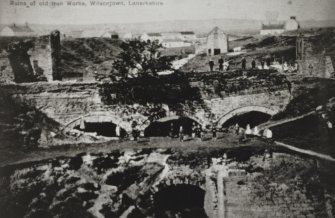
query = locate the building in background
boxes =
[162,39,192,48]
[260,24,285,35]
[101,31,119,39]
[140,33,163,43]
[180,31,197,41]
[0,23,36,37]
[285,16,300,31]
[206,27,228,56]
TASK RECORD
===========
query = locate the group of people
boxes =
[209,57,230,72]
[241,57,273,70]
[208,56,276,72]
[168,123,221,142]
[170,123,204,142]
[234,123,273,142]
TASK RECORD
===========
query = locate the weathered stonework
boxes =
[0,147,331,218]
[0,82,291,134]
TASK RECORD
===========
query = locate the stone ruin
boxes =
[0,147,333,218]
[0,30,62,83]
[296,35,335,78]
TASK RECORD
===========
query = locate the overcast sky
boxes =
[1,0,334,25]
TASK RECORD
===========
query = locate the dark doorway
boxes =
[154,185,208,218]
[222,111,271,128]
[74,122,127,138]
[208,49,211,55]
[214,49,221,55]
[144,117,199,137]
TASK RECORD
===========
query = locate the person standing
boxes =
[219,57,224,71]
[235,123,240,135]
[115,125,121,139]
[212,126,217,140]
[209,59,215,72]
[241,57,247,70]
[179,126,184,142]
[169,123,174,138]
[191,123,196,139]
[132,127,138,141]
[253,126,260,136]
[266,56,271,67]
[196,125,202,140]
[261,59,265,69]
[251,59,256,69]
[245,124,252,137]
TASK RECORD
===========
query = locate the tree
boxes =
[113,39,172,79]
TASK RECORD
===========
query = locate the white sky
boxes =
[0,0,334,25]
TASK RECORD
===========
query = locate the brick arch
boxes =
[216,106,278,127]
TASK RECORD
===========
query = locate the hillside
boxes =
[61,38,122,80]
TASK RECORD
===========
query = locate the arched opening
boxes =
[74,122,127,138]
[222,111,271,128]
[144,117,199,137]
[153,185,208,218]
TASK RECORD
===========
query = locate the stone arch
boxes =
[152,184,207,217]
[146,175,207,217]
[216,106,278,127]
[64,112,133,133]
[143,115,203,137]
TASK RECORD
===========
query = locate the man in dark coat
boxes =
[266,56,271,67]
[251,59,256,69]
[219,57,224,71]
[241,57,246,70]
[209,59,215,72]
[261,59,265,69]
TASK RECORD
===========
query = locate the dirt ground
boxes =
[0,132,269,167]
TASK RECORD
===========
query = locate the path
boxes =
[259,111,315,130]
[274,141,335,162]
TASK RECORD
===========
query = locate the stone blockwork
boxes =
[0,34,57,83]
[0,82,291,134]
[296,35,335,78]
[0,50,14,83]
[0,147,333,218]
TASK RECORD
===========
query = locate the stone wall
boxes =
[0,82,291,133]
[29,37,53,81]
[0,51,14,83]
[296,36,335,78]
[1,147,332,218]
[224,153,320,218]
[0,35,56,83]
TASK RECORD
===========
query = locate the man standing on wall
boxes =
[115,125,121,140]
[242,57,246,70]
[219,56,224,71]
[209,59,215,72]
[251,59,256,69]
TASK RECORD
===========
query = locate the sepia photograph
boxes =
[0,0,335,217]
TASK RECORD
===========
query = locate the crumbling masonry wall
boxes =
[0,32,60,83]
[296,36,335,78]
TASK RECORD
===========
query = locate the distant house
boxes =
[121,32,133,40]
[260,24,285,35]
[0,24,35,37]
[284,16,300,31]
[162,39,192,48]
[101,31,119,39]
[180,31,196,41]
[141,33,163,43]
[206,27,228,56]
